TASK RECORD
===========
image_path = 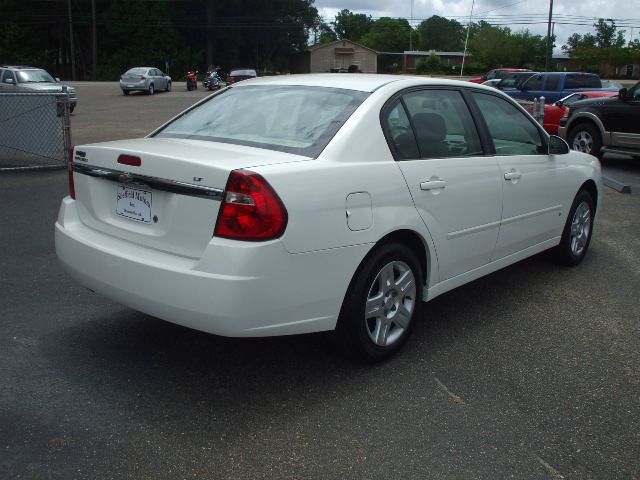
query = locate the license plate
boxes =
[116,185,152,223]
[127,84,135,88]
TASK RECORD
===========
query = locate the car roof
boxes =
[231,73,480,93]
[0,65,41,70]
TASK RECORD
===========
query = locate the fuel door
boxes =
[346,192,373,231]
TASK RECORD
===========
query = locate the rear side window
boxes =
[473,92,544,156]
[2,70,15,83]
[565,74,601,89]
[385,89,482,160]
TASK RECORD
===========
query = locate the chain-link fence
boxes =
[0,89,71,171]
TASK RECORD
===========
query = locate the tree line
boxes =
[1,1,638,80]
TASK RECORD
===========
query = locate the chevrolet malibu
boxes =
[55,75,601,361]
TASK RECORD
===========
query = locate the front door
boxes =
[471,91,566,259]
[385,88,502,281]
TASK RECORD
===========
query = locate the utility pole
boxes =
[409,0,414,51]
[460,0,475,78]
[545,0,554,70]
[66,0,76,80]
[91,0,97,76]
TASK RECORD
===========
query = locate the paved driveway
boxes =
[1,83,639,479]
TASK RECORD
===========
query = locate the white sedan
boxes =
[55,74,601,361]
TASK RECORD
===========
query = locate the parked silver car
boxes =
[120,67,171,95]
[0,65,77,112]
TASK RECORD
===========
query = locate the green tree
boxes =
[415,54,445,74]
[467,22,547,70]
[562,32,597,54]
[416,16,464,51]
[594,18,625,48]
[316,21,337,44]
[359,17,410,52]
[332,9,372,42]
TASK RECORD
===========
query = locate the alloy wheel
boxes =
[364,260,416,347]
[570,201,591,256]
[572,130,593,153]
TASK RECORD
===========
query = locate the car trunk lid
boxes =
[71,137,307,258]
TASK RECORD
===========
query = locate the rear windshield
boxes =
[16,69,55,83]
[124,68,148,75]
[154,85,369,157]
[230,70,256,77]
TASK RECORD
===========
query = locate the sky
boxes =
[313,0,640,52]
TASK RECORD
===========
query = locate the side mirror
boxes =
[618,88,628,101]
[548,135,570,155]
[55,77,61,82]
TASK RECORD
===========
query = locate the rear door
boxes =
[386,88,502,281]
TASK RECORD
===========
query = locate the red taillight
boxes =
[214,170,288,241]
[68,146,75,199]
[140,75,147,80]
[227,76,235,84]
[117,154,142,166]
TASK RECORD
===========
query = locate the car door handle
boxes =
[504,170,522,181]
[420,180,446,190]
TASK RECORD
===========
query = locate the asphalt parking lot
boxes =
[1,82,639,479]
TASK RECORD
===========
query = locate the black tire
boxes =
[187,82,193,91]
[69,105,75,113]
[554,190,595,266]
[122,90,130,95]
[568,122,602,158]
[334,242,423,362]
[166,81,171,92]
[148,83,154,95]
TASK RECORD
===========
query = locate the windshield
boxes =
[16,69,56,83]
[154,85,369,157]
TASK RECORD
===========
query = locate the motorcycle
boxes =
[186,70,198,91]
[203,69,222,91]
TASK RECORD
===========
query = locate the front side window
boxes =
[155,85,368,158]
[397,89,482,159]
[473,92,544,156]
[522,74,544,91]
[1,69,13,83]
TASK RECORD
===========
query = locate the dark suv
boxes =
[559,81,640,158]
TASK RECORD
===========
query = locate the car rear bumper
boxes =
[120,80,149,91]
[55,197,366,337]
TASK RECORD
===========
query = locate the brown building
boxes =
[291,39,378,74]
